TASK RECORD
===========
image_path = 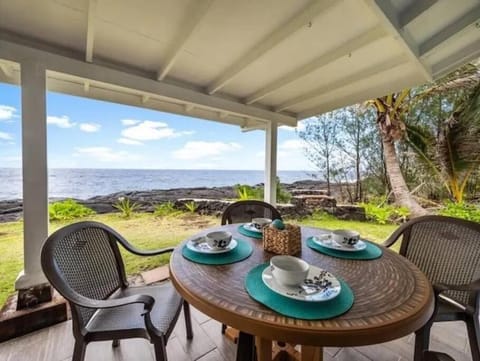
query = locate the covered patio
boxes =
[1,0,480,360]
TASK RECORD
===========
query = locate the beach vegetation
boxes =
[359,200,410,225]
[234,178,291,203]
[438,201,480,222]
[49,199,95,221]
[154,201,182,217]
[184,201,198,213]
[113,197,139,218]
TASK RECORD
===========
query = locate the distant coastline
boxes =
[0,168,318,201]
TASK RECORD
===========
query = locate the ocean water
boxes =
[0,168,317,200]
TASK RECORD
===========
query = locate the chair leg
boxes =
[235,332,255,361]
[221,323,227,334]
[112,339,120,348]
[153,338,168,361]
[466,316,480,361]
[72,340,87,361]
[183,300,193,340]
[414,324,432,361]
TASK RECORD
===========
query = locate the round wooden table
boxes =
[170,224,434,361]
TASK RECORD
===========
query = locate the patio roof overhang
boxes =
[0,0,479,293]
[0,0,479,129]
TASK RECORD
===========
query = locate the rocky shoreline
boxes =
[0,180,366,222]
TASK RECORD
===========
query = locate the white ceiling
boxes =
[0,0,479,128]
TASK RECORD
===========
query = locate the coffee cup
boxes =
[270,255,309,287]
[331,229,360,246]
[252,217,272,230]
[205,231,232,249]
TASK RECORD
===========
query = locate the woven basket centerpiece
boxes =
[263,223,301,255]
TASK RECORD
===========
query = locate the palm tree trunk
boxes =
[382,137,428,217]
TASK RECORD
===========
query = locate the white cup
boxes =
[252,217,272,230]
[270,255,309,287]
[205,231,232,249]
[331,229,360,246]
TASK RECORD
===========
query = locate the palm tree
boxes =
[368,92,428,217]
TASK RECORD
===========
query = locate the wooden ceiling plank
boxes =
[157,0,214,81]
[244,26,387,105]
[206,0,339,95]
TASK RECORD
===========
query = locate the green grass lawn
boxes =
[0,212,398,307]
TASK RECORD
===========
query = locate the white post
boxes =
[264,120,278,205]
[15,61,49,290]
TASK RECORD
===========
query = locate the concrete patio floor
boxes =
[0,305,474,361]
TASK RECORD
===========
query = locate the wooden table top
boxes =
[170,224,434,347]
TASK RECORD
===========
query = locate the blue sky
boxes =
[0,83,312,170]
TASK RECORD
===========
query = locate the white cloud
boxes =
[117,138,143,145]
[173,141,242,160]
[121,120,193,141]
[0,131,13,140]
[0,105,17,121]
[79,123,101,132]
[74,147,139,162]
[279,139,307,150]
[47,115,76,128]
[121,119,141,126]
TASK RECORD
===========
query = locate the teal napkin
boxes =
[238,224,263,239]
[245,264,354,320]
[182,238,253,265]
[307,237,382,260]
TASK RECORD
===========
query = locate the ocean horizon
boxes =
[0,168,319,201]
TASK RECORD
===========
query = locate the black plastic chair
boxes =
[221,200,282,225]
[221,200,282,336]
[41,221,193,361]
[384,215,480,361]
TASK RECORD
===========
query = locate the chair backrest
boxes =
[221,200,282,225]
[41,221,128,333]
[394,215,480,306]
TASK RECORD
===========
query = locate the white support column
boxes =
[264,121,278,206]
[15,61,49,290]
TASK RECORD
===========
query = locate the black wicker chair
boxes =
[41,221,193,361]
[220,200,282,336]
[424,351,456,361]
[384,215,480,361]
[221,200,282,226]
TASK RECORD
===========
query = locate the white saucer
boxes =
[261,264,341,302]
[186,237,238,254]
[243,223,262,233]
[312,235,367,252]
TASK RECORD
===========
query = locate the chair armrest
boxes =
[434,278,480,293]
[116,236,175,256]
[70,292,155,311]
[382,226,405,248]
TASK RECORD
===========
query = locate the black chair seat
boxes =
[87,283,182,339]
[424,351,456,361]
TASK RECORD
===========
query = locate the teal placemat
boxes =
[307,237,382,260]
[238,224,262,239]
[245,264,354,320]
[182,238,253,265]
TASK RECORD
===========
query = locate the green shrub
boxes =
[234,178,291,203]
[359,202,410,225]
[49,199,95,221]
[113,197,139,218]
[154,201,181,217]
[184,201,198,213]
[438,201,480,222]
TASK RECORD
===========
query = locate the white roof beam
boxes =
[432,38,480,79]
[85,0,97,63]
[0,37,296,126]
[83,81,90,93]
[275,57,407,112]
[399,0,438,27]
[157,0,214,81]
[364,0,432,81]
[184,104,194,113]
[141,95,150,104]
[419,4,480,56]
[206,0,339,95]
[244,26,387,105]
